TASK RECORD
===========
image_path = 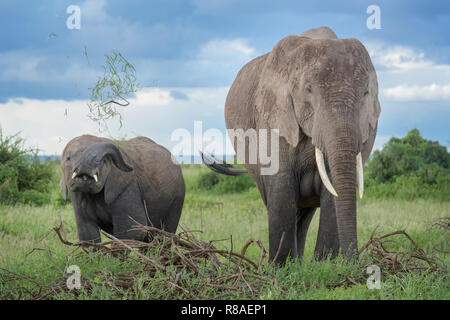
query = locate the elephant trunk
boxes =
[86,142,133,172]
[315,103,361,258]
[72,142,133,179]
[327,137,358,258]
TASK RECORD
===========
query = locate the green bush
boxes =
[0,128,54,206]
[196,170,256,193]
[365,129,450,200]
[365,174,449,201]
[197,171,220,190]
[366,129,449,183]
[214,172,256,193]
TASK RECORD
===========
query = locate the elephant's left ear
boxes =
[60,178,67,201]
[360,75,381,143]
[104,167,133,205]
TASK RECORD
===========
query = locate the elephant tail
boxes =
[200,151,247,176]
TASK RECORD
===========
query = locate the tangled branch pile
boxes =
[1,218,271,300]
[328,227,448,289]
[359,230,443,275]
[1,217,448,299]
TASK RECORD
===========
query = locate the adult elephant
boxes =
[60,135,185,243]
[203,27,380,263]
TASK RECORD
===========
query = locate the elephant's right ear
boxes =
[59,178,67,201]
[258,36,305,148]
[265,87,299,147]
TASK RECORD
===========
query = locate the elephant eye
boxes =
[66,156,70,161]
[306,85,312,93]
[364,90,369,97]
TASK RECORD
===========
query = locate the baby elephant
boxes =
[60,135,185,243]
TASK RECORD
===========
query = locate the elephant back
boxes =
[119,136,184,200]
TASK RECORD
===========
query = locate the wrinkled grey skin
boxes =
[224,27,380,263]
[60,135,185,243]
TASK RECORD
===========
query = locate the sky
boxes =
[0,0,449,156]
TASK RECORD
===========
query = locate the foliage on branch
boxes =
[87,50,139,129]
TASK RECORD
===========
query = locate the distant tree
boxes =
[366,129,450,185]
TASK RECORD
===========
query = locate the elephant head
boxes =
[60,142,134,205]
[258,34,380,257]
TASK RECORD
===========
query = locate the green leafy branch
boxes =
[87,50,140,130]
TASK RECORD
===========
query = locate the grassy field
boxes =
[0,165,449,299]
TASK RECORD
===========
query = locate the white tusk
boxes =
[356,152,364,199]
[93,174,98,182]
[71,172,77,179]
[315,147,338,197]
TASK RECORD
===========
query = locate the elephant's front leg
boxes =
[296,207,316,260]
[265,174,300,264]
[315,189,340,260]
[109,182,149,241]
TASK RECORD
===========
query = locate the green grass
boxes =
[0,165,449,299]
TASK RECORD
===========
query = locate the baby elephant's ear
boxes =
[104,168,133,205]
[60,178,67,201]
